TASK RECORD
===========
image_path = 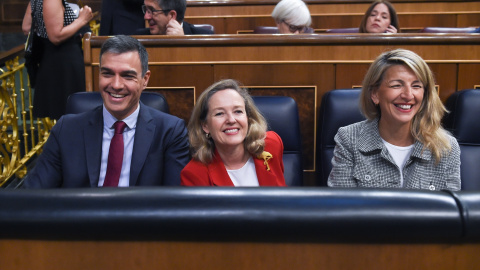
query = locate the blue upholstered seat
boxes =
[325,27,359,33]
[253,26,315,34]
[443,89,480,190]
[252,96,303,186]
[420,27,477,33]
[193,24,215,33]
[66,91,169,114]
[316,89,365,186]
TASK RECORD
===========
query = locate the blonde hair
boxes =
[360,49,451,162]
[188,79,268,164]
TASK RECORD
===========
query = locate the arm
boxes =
[43,0,93,45]
[385,25,398,34]
[22,2,32,35]
[23,118,66,188]
[327,127,358,187]
[166,19,185,36]
[180,163,211,186]
[443,137,461,191]
[162,119,190,185]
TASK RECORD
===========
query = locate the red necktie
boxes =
[103,121,127,187]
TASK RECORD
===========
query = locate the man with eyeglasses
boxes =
[136,0,214,35]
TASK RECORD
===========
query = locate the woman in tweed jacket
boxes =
[328,49,460,191]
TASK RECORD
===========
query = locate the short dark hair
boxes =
[99,35,149,76]
[157,0,187,23]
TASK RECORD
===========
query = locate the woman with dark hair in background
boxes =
[359,0,400,33]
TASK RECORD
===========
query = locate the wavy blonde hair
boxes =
[187,79,268,164]
[360,49,451,162]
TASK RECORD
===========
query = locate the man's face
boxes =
[143,0,172,35]
[99,51,150,120]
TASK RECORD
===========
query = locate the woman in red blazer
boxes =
[181,79,286,186]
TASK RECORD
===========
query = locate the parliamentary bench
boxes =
[184,12,480,34]
[1,187,479,269]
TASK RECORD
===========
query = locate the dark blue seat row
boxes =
[0,187,479,242]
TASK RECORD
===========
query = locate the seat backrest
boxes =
[253,26,315,34]
[325,27,359,33]
[252,96,303,186]
[193,24,215,33]
[420,27,477,33]
[66,91,169,114]
[253,26,278,34]
[443,89,480,190]
[316,89,365,186]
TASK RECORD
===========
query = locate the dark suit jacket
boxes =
[181,131,286,186]
[99,0,145,35]
[24,103,190,188]
[135,21,214,35]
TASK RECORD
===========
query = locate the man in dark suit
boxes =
[137,0,214,35]
[99,0,145,35]
[23,35,190,188]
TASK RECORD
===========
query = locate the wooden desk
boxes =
[83,33,480,185]
[186,0,480,16]
[185,12,480,34]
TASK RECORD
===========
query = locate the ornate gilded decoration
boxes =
[0,56,52,186]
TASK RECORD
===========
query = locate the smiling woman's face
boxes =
[371,64,425,128]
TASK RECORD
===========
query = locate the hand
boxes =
[78,5,93,25]
[166,19,185,36]
[385,25,398,34]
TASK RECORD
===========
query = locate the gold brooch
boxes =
[257,151,272,171]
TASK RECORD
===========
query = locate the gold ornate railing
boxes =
[0,45,53,187]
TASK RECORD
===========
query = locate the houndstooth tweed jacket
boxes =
[328,119,461,191]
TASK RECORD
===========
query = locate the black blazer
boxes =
[99,0,145,35]
[23,103,190,188]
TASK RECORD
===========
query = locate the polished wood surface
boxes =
[186,1,480,16]
[185,12,480,34]
[2,0,479,32]
[84,33,480,185]
[1,240,480,269]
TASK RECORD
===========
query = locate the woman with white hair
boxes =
[271,0,312,34]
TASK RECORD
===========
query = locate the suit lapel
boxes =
[85,108,104,187]
[209,150,235,186]
[130,104,155,186]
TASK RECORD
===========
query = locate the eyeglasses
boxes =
[282,20,307,33]
[142,5,171,16]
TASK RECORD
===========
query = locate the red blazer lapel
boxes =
[254,156,279,186]
[208,150,235,186]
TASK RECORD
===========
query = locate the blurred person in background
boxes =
[22,0,93,119]
[359,0,399,33]
[271,0,312,34]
